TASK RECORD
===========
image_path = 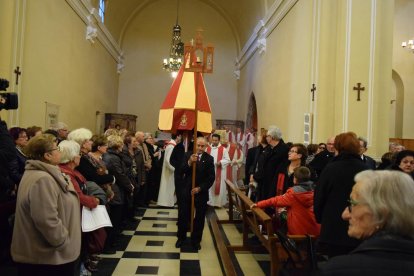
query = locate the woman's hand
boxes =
[250,203,257,209]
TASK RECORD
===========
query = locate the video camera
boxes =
[0,78,18,110]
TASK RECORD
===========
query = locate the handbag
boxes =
[86,227,107,254]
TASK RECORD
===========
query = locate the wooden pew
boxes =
[212,180,313,276]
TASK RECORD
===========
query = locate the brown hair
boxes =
[293,166,311,183]
[291,143,308,165]
[334,132,360,155]
[307,144,319,155]
[91,135,108,152]
[26,126,42,139]
[24,134,56,161]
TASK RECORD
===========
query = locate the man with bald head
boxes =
[309,136,336,180]
[176,137,215,251]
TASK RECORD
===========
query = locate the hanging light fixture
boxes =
[163,0,184,77]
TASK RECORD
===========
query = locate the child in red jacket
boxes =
[251,166,320,236]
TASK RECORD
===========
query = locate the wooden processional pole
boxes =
[190,72,200,232]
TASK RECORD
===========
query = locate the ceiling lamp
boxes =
[163,0,184,77]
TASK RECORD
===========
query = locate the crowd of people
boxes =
[1,120,413,275]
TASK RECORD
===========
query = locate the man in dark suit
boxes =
[176,137,215,250]
[358,137,377,170]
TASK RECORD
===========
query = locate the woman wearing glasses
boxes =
[320,170,414,275]
[11,134,81,275]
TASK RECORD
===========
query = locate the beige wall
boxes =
[238,0,313,144]
[237,0,394,158]
[3,0,119,131]
[117,0,238,132]
[393,0,414,139]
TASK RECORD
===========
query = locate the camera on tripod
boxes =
[0,78,18,111]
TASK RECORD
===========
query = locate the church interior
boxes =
[1,0,414,275]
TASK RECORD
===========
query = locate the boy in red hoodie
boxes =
[251,166,320,236]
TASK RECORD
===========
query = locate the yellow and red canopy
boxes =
[158,65,212,134]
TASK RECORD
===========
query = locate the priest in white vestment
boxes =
[157,134,181,207]
[206,134,230,207]
[223,141,244,185]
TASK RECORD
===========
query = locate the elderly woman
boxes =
[58,140,106,272]
[314,132,369,257]
[8,127,28,184]
[68,129,114,193]
[11,134,81,275]
[102,134,133,253]
[120,133,145,218]
[390,150,414,179]
[320,170,414,275]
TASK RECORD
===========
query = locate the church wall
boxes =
[393,0,414,139]
[117,0,238,133]
[0,0,17,122]
[237,0,394,158]
[16,0,118,131]
[237,0,313,143]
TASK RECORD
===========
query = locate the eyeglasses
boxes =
[318,146,326,150]
[47,146,61,153]
[288,150,298,154]
[347,198,359,212]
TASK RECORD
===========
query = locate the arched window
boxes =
[98,0,105,22]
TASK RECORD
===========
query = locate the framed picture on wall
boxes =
[215,119,244,133]
[104,113,137,132]
[45,102,59,130]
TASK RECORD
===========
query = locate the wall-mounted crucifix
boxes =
[353,82,365,101]
[14,66,22,85]
[310,83,316,101]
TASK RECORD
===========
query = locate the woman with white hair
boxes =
[68,128,114,194]
[58,140,102,272]
[320,170,414,275]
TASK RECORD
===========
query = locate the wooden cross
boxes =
[353,82,365,101]
[14,66,22,85]
[310,83,316,101]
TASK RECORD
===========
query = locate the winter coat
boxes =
[103,149,132,205]
[76,154,114,186]
[314,153,369,247]
[257,181,320,236]
[59,164,98,209]
[11,160,81,265]
[8,146,27,184]
[319,232,414,276]
[254,140,289,200]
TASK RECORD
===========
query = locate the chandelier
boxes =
[402,39,414,53]
[163,0,184,77]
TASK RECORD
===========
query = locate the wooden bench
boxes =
[211,180,314,276]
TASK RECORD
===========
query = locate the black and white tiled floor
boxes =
[0,205,271,275]
[94,206,224,276]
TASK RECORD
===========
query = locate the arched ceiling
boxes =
[104,0,275,53]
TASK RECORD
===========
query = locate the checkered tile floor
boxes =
[93,206,224,276]
[92,205,272,276]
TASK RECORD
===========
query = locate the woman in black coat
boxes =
[320,170,414,275]
[102,134,134,253]
[314,132,369,257]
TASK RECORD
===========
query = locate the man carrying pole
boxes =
[175,137,215,250]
